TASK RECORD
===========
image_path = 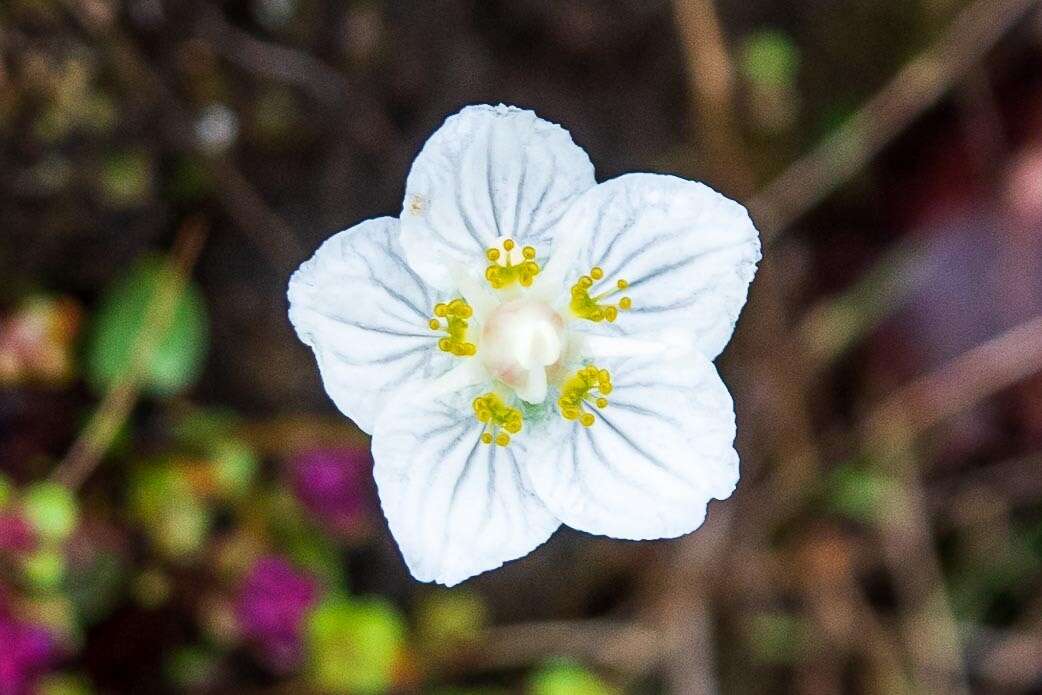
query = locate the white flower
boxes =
[288,104,760,586]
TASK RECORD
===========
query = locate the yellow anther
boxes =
[558,364,614,427]
[484,238,541,290]
[429,298,476,357]
[570,268,633,322]
[473,392,523,446]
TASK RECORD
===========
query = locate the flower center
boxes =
[479,298,565,403]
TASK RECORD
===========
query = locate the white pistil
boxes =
[480,299,566,404]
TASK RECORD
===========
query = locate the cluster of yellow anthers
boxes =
[428,299,476,357]
[570,267,632,322]
[558,365,613,427]
[473,392,523,446]
[485,239,540,289]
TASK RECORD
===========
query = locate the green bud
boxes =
[529,660,616,695]
[24,548,66,592]
[212,439,257,499]
[306,597,406,694]
[23,482,78,541]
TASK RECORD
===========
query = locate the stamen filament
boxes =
[473,393,523,446]
[558,365,613,427]
[570,268,632,323]
[429,298,477,357]
[485,237,541,289]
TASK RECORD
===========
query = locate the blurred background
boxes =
[3,0,1042,693]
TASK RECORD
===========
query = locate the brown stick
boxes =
[749,0,1041,241]
[51,218,207,489]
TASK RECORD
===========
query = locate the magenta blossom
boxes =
[0,514,35,554]
[289,448,373,534]
[235,556,320,672]
[0,609,56,695]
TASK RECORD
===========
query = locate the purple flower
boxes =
[289,448,373,534]
[235,556,319,672]
[0,609,55,695]
[0,514,35,554]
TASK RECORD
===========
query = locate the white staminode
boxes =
[288,104,761,586]
[480,299,566,403]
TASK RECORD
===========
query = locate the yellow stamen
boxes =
[484,238,541,289]
[570,268,632,322]
[473,392,523,446]
[429,298,476,357]
[558,365,613,427]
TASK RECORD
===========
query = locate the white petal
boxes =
[400,104,595,289]
[521,353,739,540]
[288,217,454,433]
[371,384,561,586]
[544,173,760,359]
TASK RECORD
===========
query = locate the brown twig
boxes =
[866,313,1042,440]
[51,218,207,489]
[749,0,1042,241]
[673,0,757,195]
[473,619,666,675]
[851,317,1042,694]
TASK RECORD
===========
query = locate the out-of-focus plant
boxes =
[305,595,409,694]
[288,448,375,538]
[527,660,617,695]
[85,257,208,398]
[739,29,801,134]
[415,588,488,664]
[235,554,321,672]
[0,296,81,387]
[0,594,60,695]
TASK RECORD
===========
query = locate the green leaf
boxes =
[23,548,67,592]
[0,473,12,508]
[66,550,125,625]
[745,611,808,665]
[99,150,152,207]
[38,673,93,695]
[417,589,488,649]
[211,439,258,499]
[267,489,346,588]
[129,463,211,560]
[306,596,406,694]
[739,30,800,89]
[166,646,219,690]
[826,463,896,523]
[86,257,208,397]
[528,660,615,695]
[23,481,78,542]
